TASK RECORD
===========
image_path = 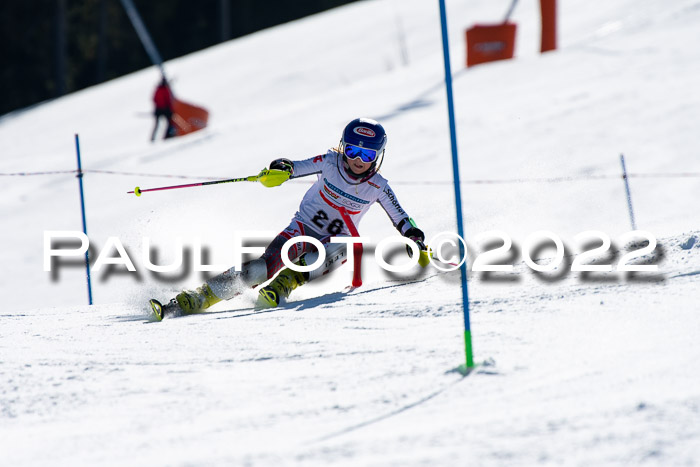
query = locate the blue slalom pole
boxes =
[75,134,93,305]
[438,0,474,370]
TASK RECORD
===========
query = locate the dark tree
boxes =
[0,0,360,116]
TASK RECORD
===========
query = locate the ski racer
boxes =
[150,118,427,319]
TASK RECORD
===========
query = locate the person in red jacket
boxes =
[151,78,175,141]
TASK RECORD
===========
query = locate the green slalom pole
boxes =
[438,0,475,373]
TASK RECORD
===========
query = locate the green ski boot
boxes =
[258,268,306,307]
[176,284,221,314]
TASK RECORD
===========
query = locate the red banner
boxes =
[171,98,209,136]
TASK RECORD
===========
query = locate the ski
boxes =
[149,298,181,321]
[149,299,165,321]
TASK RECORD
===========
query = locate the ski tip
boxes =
[257,288,280,308]
[149,299,164,321]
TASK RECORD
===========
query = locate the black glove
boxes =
[403,226,426,256]
[269,158,294,176]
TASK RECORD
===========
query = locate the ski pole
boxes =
[620,154,638,230]
[127,169,290,196]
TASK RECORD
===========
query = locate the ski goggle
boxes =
[344,143,379,163]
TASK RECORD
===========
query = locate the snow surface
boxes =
[2,0,700,465]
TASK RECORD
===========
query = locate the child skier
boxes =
[150,118,426,319]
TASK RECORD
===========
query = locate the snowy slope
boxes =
[1,0,700,465]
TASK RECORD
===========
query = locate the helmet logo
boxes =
[354,127,376,138]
